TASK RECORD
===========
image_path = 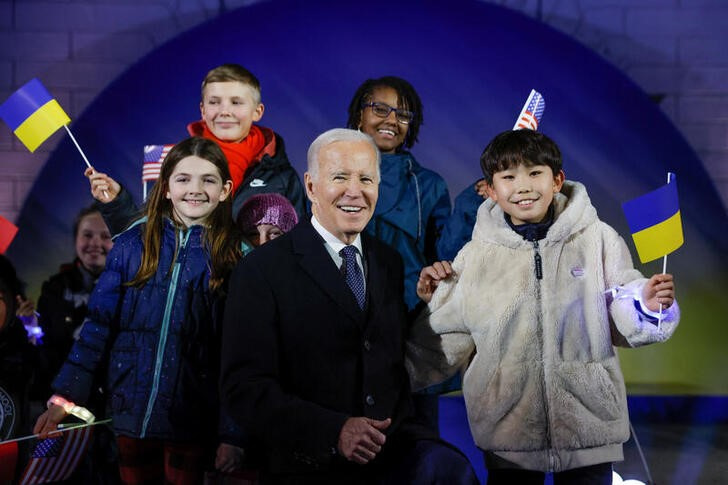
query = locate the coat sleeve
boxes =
[51,239,126,404]
[219,257,348,457]
[98,186,140,237]
[602,225,680,347]
[406,246,475,390]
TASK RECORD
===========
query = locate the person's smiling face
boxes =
[305,140,380,244]
[166,155,232,227]
[358,86,410,154]
[75,212,112,276]
[486,164,565,225]
[200,81,263,142]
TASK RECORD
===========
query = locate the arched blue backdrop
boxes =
[9,0,728,397]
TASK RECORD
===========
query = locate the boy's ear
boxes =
[219,180,233,202]
[483,181,498,201]
[553,170,566,193]
[253,102,264,122]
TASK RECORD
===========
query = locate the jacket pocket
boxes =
[466,360,548,451]
[555,360,623,422]
[550,358,628,449]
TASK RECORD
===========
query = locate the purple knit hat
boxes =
[236,193,298,234]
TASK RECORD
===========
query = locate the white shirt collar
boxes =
[310,215,363,255]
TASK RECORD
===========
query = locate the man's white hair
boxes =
[306,128,380,180]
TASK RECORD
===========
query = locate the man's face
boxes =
[200,81,264,142]
[305,140,379,244]
[485,164,564,225]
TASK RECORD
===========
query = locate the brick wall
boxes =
[1,0,726,223]
[493,0,728,207]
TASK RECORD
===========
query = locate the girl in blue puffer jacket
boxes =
[34,137,245,483]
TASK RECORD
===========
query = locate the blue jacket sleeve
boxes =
[51,240,126,405]
[99,186,140,237]
[437,183,484,261]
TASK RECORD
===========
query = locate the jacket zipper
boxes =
[406,159,423,242]
[140,227,191,437]
[532,240,554,470]
[533,240,543,280]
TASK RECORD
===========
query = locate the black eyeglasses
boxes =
[361,102,415,125]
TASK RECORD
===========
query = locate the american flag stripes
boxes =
[142,144,173,182]
[513,89,545,131]
[19,426,92,484]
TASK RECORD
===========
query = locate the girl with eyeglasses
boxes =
[347,76,451,312]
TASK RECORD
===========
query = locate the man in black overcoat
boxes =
[220,128,477,484]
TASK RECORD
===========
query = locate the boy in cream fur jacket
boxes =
[407,129,679,484]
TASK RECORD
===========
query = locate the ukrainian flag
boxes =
[622,173,684,263]
[0,78,70,152]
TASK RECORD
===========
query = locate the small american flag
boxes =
[513,89,545,131]
[142,144,173,182]
[19,427,92,484]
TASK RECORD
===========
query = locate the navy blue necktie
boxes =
[340,245,365,309]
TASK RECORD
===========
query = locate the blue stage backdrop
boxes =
[9,0,728,394]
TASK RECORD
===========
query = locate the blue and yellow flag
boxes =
[622,173,683,263]
[0,78,70,152]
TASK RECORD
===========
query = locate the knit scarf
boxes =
[187,121,273,191]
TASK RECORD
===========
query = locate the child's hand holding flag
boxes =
[622,172,683,327]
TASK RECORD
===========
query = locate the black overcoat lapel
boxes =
[291,221,364,324]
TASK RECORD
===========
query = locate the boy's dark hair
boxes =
[346,76,423,150]
[480,129,562,184]
[201,64,261,103]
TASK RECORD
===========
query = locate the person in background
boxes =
[346,76,450,312]
[30,206,119,484]
[86,63,306,235]
[236,193,299,249]
[0,255,37,483]
[347,76,453,433]
[33,206,113,399]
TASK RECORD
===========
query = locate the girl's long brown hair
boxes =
[127,137,242,292]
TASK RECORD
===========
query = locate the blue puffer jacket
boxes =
[364,152,451,310]
[53,219,228,443]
